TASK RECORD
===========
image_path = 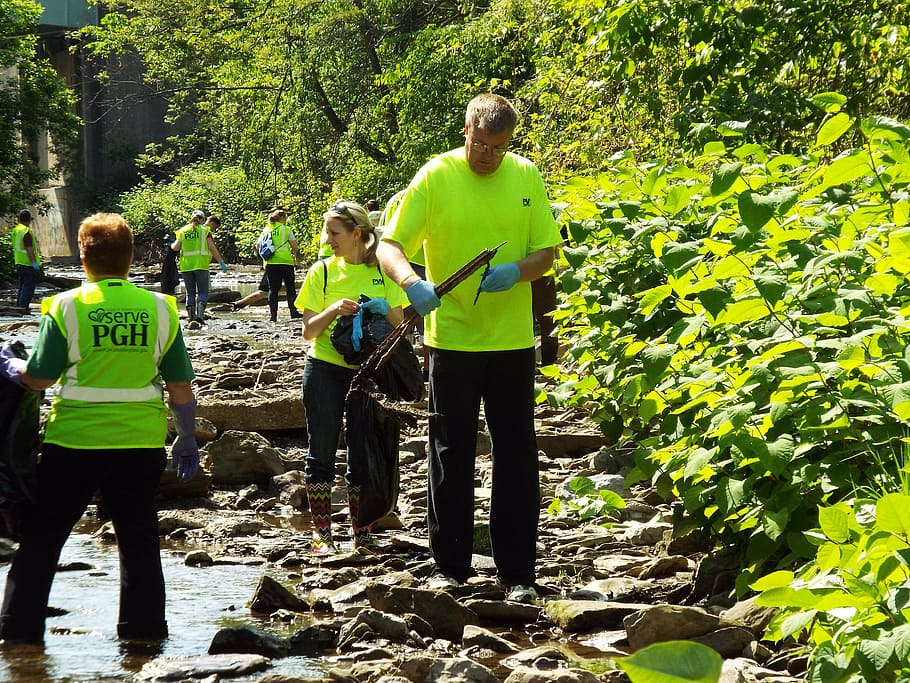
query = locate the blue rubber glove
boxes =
[169,399,200,480]
[406,279,441,316]
[219,261,228,273]
[351,308,364,352]
[31,261,39,271]
[0,345,26,388]
[361,298,389,316]
[479,262,521,293]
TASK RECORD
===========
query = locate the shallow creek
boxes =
[0,530,327,682]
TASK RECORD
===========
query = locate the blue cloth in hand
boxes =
[351,308,365,352]
[361,298,389,316]
[406,279,441,316]
[31,261,39,271]
[219,261,228,273]
[479,262,521,293]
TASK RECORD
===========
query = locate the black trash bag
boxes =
[346,395,400,528]
[0,341,41,541]
[371,339,424,403]
[160,236,179,295]
[331,295,395,366]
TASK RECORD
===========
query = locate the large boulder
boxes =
[196,388,305,431]
[203,430,289,485]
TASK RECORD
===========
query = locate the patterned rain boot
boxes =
[348,485,374,549]
[306,482,334,555]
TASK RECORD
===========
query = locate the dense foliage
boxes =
[755,493,910,681]
[0,0,79,283]
[545,106,910,588]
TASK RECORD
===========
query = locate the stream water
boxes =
[0,267,325,682]
[0,531,328,682]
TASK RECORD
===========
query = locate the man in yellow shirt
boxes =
[377,93,562,602]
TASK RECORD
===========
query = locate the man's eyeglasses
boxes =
[330,200,364,228]
[468,138,508,157]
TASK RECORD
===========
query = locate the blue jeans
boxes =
[181,269,210,312]
[301,358,367,487]
[16,265,37,310]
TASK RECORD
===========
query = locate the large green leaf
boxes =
[738,189,799,231]
[876,493,910,537]
[815,113,853,147]
[616,640,722,683]
[710,162,743,196]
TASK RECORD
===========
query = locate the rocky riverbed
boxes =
[0,269,806,683]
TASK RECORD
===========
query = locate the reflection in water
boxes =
[0,533,324,682]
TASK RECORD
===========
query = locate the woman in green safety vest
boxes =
[260,208,302,323]
[0,212,199,645]
[171,209,227,329]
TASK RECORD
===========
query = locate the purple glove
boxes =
[361,298,389,316]
[0,345,27,388]
[169,399,199,480]
[479,262,521,293]
[406,279,440,316]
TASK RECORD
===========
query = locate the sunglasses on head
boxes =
[330,200,365,228]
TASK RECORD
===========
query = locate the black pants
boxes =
[531,275,558,365]
[427,348,539,586]
[0,445,168,643]
[265,263,300,321]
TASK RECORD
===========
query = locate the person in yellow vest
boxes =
[377,93,562,603]
[11,209,41,311]
[0,212,199,645]
[260,208,301,323]
[171,209,227,329]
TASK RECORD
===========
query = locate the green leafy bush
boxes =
[754,492,910,681]
[547,475,626,520]
[548,109,910,589]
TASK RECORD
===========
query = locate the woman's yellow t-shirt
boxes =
[295,257,408,368]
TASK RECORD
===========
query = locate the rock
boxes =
[196,390,305,431]
[721,597,778,636]
[134,653,271,681]
[543,600,651,633]
[208,625,291,658]
[692,626,757,658]
[462,624,520,653]
[623,604,732,650]
[503,666,602,683]
[364,582,479,642]
[203,430,288,485]
[462,599,541,623]
[157,467,212,498]
[184,550,213,566]
[248,574,310,614]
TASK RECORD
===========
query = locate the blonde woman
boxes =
[294,200,407,553]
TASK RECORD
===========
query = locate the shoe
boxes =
[187,320,202,330]
[427,573,461,590]
[311,537,334,555]
[505,584,537,603]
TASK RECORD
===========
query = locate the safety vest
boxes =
[42,279,180,449]
[11,223,40,268]
[176,223,211,272]
[264,222,295,265]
